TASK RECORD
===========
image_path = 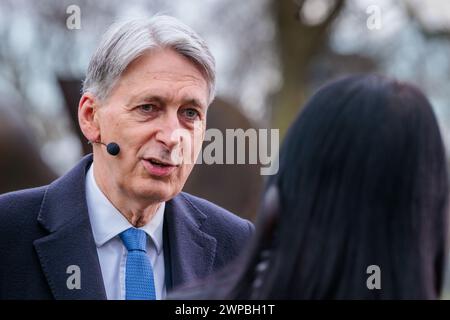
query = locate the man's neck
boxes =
[118,202,161,228]
[92,166,161,228]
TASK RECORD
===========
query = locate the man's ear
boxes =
[78,92,100,142]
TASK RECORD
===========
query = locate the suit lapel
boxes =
[164,193,217,290]
[33,154,106,300]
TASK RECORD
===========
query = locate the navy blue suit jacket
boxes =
[0,155,254,299]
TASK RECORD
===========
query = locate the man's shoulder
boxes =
[0,185,48,208]
[178,192,254,235]
[0,186,48,228]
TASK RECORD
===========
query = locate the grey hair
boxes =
[82,15,216,104]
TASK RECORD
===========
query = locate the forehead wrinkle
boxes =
[122,69,205,90]
[145,71,206,85]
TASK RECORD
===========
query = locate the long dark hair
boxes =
[231,74,449,299]
[170,74,449,300]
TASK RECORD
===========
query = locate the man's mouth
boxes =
[142,157,179,177]
[145,157,179,167]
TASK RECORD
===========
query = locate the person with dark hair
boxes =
[172,74,449,299]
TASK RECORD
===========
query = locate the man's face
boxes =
[93,48,208,203]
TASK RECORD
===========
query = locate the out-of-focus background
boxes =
[0,0,450,295]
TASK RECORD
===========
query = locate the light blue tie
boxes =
[120,228,156,300]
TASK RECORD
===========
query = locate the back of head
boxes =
[256,74,449,299]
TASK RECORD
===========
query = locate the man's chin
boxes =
[133,187,177,203]
[130,175,183,202]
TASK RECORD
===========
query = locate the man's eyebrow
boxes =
[183,98,206,109]
[133,94,206,109]
[139,95,166,105]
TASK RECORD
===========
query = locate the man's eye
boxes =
[138,104,155,113]
[182,108,200,120]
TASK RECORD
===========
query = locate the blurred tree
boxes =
[271,0,345,137]
[0,102,56,193]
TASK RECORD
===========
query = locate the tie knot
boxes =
[120,228,147,252]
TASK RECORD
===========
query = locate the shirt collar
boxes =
[85,163,165,254]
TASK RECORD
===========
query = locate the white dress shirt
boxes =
[85,164,166,300]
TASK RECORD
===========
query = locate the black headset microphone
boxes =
[88,140,121,156]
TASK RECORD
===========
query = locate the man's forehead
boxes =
[121,68,207,94]
[112,49,210,103]
[125,86,208,108]
[114,71,208,105]
[122,48,206,81]
[145,71,205,83]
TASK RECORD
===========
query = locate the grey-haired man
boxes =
[0,16,253,300]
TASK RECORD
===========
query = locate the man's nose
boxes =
[155,113,183,150]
